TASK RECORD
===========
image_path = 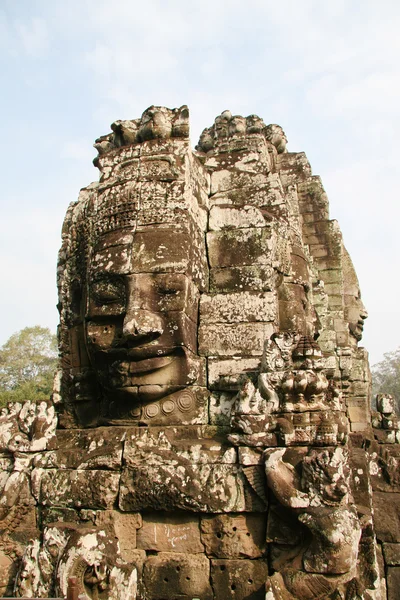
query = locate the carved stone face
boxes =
[342,249,367,342]
[85,229,200,408]
[345,290,368,341]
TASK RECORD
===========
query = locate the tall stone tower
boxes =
[0,106,397,599]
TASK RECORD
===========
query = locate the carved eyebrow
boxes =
[155,277,186,293]
[90,277,126,303]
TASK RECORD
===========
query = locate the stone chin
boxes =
[349,321,364,341]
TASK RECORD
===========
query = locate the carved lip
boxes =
[108,346,176,360]
[128,355,176,374]
[110,353,178,378]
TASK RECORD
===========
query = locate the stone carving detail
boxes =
[1,106,390,598]
[94,105,189,157]
[16,528,136,600]
[264,446,361,598]
[196,110,287,154]
[229,334,348,449]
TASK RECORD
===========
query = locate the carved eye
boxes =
[91,278,125,305]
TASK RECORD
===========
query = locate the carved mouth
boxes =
[111,354,177,377]
[126,355,176,374]
[107,346,176,360]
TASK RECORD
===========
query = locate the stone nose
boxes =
[360,304,368,320]
[122,309,164,342]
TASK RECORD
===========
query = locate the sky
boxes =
[0,0,399,367]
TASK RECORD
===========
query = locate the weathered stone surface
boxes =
[207,227,275,268]
[200,292,276,324]
[238,447,264,466]
[373,493,400,542]
[209,205,266,230]
[208,358,260,390]
[33,427,124,470]
[383,543,400,566]
[209,392,237,425]
[0,400,57,452]
[387,567,400,600]
[137,512,204,553]
[210,265,277,293]
[200,514,266,558]
[119,463,248,513]
[199,322,275,356]
[210,558,268,599]
[31,468,120,509]
[143,552,213,600]
[123,425,236,466]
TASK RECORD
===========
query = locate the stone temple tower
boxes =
[0,106,398,599]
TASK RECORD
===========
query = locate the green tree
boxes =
[371,347,400,412]
[0,326,58,406]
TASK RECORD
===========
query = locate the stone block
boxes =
[131,227,192,273]
[208,357,261,390]
[378,395,397,415]
[211,170,270,195]
[350,422,369,432]
[210,558,268,599]
[349,447,372,512]
[324,281,344,296]
[91,243,132,275]
[0,549,15,597]
[209,205,266,230]
[32,468,120,509]
[119,463,247,513]
[200,514,266,558]
[327,293,344,309]
[209,178,285,210]
[200,292,276,324]
[138,154,186,182]
[210,265,276,293]
[278,152,312,185]
[347,398,370,425]
[122,222,209,290]
[382,415,399,430]
[204,146,271,174]
[373,428,399,444]
[143,552,213,600]
[137,512,204,553]
[123,425,236,467]
[387,567,400,600]
[373,493,400,542]
[96,510,142,562]
[199,322,275,357]
[207,227,274,268]
[383,543,400,566]
[138,180,207,231]
[304,233,328,247]
[140,137,189,158]
[33,427,124,470]
[318,268,342,284]
[40,507,82,526]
